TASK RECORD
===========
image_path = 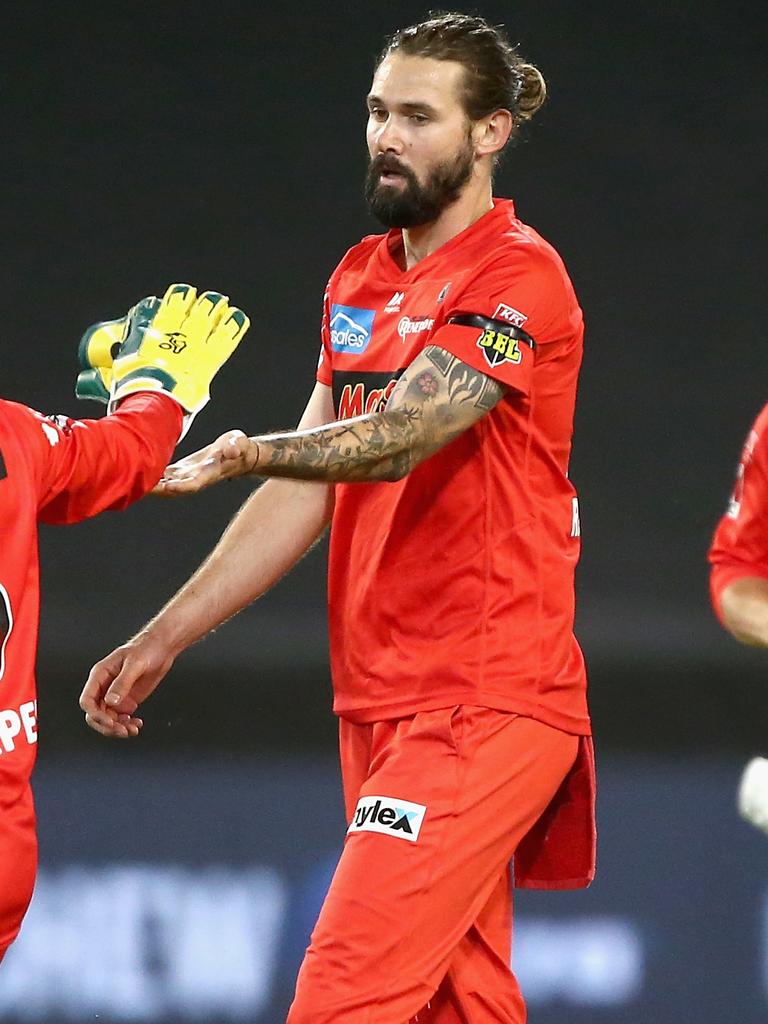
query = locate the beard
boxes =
[364,140,475,228]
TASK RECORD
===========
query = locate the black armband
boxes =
[447,313,536,350]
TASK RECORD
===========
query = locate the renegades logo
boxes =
[476,327,522,367]
[347,795,427,843]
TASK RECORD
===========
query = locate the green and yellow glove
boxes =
[111,283,249,414]
[75,316,126,403]
[75,284,249,437]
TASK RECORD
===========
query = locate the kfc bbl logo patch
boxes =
[476,327,522,367]
[492,302,528,328]
[347,795,427,843]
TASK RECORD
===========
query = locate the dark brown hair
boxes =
[379,12,546,141]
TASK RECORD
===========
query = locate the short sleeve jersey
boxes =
[709,402,768,616]
[317,199,589,734]
[0,394,181,802]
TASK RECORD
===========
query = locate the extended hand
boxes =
[153,430,259,495]
[79,632,176,738]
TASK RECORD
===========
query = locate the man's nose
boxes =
[374,116,404,154]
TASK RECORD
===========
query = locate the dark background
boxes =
[1,0,766,755]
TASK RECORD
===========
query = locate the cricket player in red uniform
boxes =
[81,15,595,1022]
[0,284,248,961]
[710,402,768,833]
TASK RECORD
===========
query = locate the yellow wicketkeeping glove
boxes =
[75,316,126,403]
[110,283,249,415]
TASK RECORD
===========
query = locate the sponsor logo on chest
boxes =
[337,376,400,418]
[347,795,427,843]
[330,304,376,355]
[397,315,435,341]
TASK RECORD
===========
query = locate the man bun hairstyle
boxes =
[380,12,546,142]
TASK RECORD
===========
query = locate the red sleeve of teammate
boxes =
[709,403,768,620]
[26,393,183,525]
[316,280,333,387]
[431,247,572,395]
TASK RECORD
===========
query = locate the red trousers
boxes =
[287,707,579,1024]
[0,781,37,960]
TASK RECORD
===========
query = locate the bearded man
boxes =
[81,14,595,1023]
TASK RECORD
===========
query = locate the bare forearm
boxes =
[243,346,503,483]
[248,408,447,483]
[157,351,505,493]
[720,576,768,647]
[143,478,332,653]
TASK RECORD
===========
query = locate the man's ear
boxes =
[474,108,514,157]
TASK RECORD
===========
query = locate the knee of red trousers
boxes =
[286,953,434,1024]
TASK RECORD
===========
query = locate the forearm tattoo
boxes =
[252,345,506,484]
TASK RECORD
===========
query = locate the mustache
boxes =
[368,153,413,178]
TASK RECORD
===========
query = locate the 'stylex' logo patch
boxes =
[476,326,522,367]
[330,304,375,355]
[347,795,427,843]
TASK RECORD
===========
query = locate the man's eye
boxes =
[369,108,387,121]
[410,114,429,125]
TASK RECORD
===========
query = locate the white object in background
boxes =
[738,757,768,834]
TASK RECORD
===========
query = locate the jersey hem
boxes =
[334,690,591,735]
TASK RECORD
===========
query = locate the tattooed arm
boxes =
[156,346,506,493]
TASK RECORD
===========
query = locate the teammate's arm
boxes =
[717,577,768,647]
[709,410,768,647]
[80,381,336,738]
[156,345,507,492]
[39,283,248,523]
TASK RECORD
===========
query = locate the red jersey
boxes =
[317,199,589,733]
[709,402,768,616]
[0,394,182,802]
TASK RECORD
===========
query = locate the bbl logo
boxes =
[347,795,427,843]
[476,327,522,368]
[330,305,375,355]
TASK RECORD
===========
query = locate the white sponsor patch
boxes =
[347,795,427,843]
[385,291,405,313]
[493,302,528,328]
[397,316,434,341]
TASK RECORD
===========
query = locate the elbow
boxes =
[719,577,768,648]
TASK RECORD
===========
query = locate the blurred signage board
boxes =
[1,755,765,1023]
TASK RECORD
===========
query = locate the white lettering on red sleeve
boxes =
[0,700,38,754]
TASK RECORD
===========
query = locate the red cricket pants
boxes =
[0,781,38,961]
[287,706,579,1023]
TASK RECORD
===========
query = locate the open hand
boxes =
[80,632,176,738]
[153,430,259,495]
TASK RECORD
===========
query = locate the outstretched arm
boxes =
[156,344,507,493]
[80,382,336,738]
